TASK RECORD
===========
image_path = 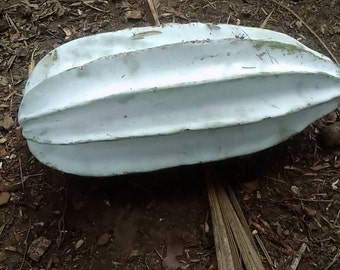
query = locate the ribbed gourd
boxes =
[18,23,340,176]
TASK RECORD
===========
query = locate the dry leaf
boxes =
[1,113,14,130]
[163,232,184,270]
[124,10,143,21]
[0,192,10,205]
[243,180,259,193]
[97,233,111,246]
[75,239,84,251]
[0,137,7,144]
[54,1,65,17]
[62,27,72,40]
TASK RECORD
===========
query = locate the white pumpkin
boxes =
[19,23,340,176]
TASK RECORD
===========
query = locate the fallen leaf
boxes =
[303,206,317,217]
[62,27,72,40]
[75,239,84,251]
[1,113,14,130]
[0,192,10,205]
[54,1,65,17]
[163,231,184,270]
[0,137,7,144]
[28,237,51,262]
[129,249,139,257]
[97,233,111,246]
[243,180,259,193]
[0,251,7,262]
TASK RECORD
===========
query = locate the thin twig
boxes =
[227,186,257,250]
[205,168,238,270]
[253,232,274,269]
[18,156,24,190]
[270,0,339,66]
[19,219,31,270]
[82,1,109,13]
[289,243,307,270]
[146,0,160,26]
[334,209,340,226]
[153,247,165,261]
[260,9,274,28]
[324,249,340,270]
[5,14,19,33]
[289,198,338,203]
[0,223,6,237]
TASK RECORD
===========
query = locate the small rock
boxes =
[0,192,10,205]
[332,26,340,34]
[1,113,14,130]
[283,229,290,236]
[319,122,340,148]
[124,10,143,21]
[256,190,262,199]
[28,237,51,262]
[291,185,301,196]
[0,251,8,262]
[295,20,303,29]
[97,233,111,246]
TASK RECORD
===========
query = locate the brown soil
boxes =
[0,0,339,269]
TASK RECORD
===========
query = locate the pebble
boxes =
[283,229,290,236]
[97,233,111,246]
[28,237,51,262]
[319,122,340,148]
[0,192,10,206]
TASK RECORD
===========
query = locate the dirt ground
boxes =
[0,0,339,269]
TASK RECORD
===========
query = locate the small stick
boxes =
[28,46,38,76]
[18,156,24,190]
[82,0,109,13]
[153,247,165,261]
[227,186,257,250]
[270,0,339,66]
[146,0,160,26]
[333,209,340,226]
[324,249,340,270]
[205,168,237,270]
[260,9,274,28]
[0,223,6,237]
[253,232,274,268]
[5,14,19,33]
[289,242,307,270]
[19,219,31,270]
